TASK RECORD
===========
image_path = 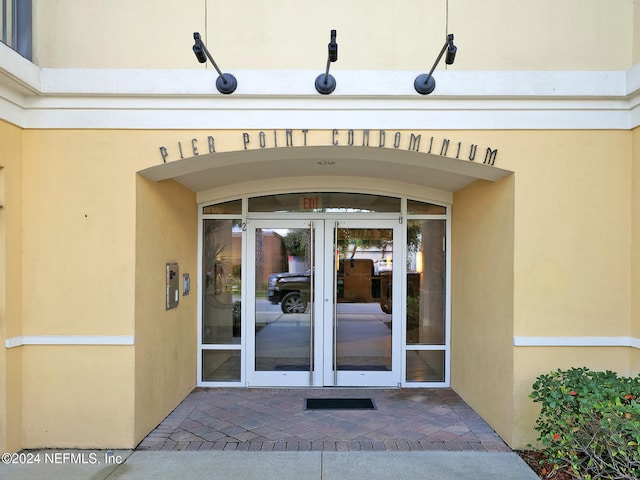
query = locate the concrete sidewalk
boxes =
[1,450,539,479]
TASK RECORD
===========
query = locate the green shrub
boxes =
[530,367,640,479]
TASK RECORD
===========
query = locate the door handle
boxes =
[333,221,338,386]
[309,221,314,386]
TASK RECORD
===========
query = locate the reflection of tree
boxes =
[271,226,420,260]
[255,228,264,287]
[338,228,393,259]
[204,220,241,294]
[282,229,310,273]
[282,230,307,257]
[407,222,421,254]
[203,219,242,344]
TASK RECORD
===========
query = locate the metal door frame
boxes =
[197,195,451,389]
[322,219,402,387]
[245,219,325,387]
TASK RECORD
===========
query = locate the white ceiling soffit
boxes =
[138,145,512,193]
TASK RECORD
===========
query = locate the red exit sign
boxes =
[300,196,322,210]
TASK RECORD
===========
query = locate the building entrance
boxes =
[199,193,450,388]
[247,219,401,387]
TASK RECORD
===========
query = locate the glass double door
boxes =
[247,219,401,387]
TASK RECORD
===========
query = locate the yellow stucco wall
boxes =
[0,120,24,453]
[451,175,515,445]
[635,4,640,65]
[452,129,634,449]
[449,0,634,71]
[22,345,134,447]
[33,0,202,69]
[16,129,139,447]
[14,129,197,448]
[134,176,197,445]
[509,130,632,338]
[33,0,635,70]
[20,130,141,337]
[509,129,633,448]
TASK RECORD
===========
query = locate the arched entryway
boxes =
[138,145,512,389]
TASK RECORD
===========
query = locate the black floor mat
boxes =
[304,398,376,410]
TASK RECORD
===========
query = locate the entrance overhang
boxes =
[139,146,512,197]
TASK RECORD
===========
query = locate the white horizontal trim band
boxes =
[17,102,632,130]
[38,68,630,97]
[9,336,637,348]
[1,42,638,98]
[5,335,135,348]
[0,41,638,130]
[514,336,640,349]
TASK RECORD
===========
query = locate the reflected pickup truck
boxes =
[267,271,311,314]
[267,259,418,314]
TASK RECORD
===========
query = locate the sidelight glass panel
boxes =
[255,227,312,372]
[406,350,445,382]
[335,227,393,371]
[406,220,446,345]
[202,219,242,344]
[202,350,241,381]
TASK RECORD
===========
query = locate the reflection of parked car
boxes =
[267,259,421,314]
[267,271,310,313]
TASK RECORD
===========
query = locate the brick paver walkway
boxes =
[137,388,510,452]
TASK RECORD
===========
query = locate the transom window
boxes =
[202,193,445,215]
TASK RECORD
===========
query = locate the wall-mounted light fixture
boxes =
[414,33,457,95]
[315,30,338,95]
[192,32,237,94]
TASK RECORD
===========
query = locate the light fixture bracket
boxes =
[215,74,237,95]
[315,30,338,95]
[192,32,237,94]
[414,74,436,95]
[414,33,457,95]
